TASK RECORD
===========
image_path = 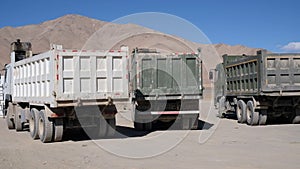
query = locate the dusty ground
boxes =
[0,100,299,169]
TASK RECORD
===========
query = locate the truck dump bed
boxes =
[12,46,129,107]
[131,50,202,99]
[224,50,300,96]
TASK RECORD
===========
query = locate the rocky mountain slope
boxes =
[0,14,262,85]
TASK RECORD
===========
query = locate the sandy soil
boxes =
[0,102,299,169]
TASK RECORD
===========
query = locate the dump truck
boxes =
[211,50,300,125]
[130,48,203,130]
[2,40,131,142]
[0,75,4,117]
[1,40,203,142]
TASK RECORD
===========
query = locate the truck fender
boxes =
[251,97,258,108]
[44,106,55,118]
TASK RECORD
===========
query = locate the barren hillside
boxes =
[0,14,262,85]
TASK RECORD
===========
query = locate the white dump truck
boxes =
[0,75,4,117]
[2,40,203,143]
[2,40,132,142]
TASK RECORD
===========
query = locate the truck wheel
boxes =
[38,110,53,143]
[98,115,108,138]
[29,108,40,139]
[15,105,23,131]
[258,110,267,125]
[106,118,116,137]
[217,96,226,118]
[144,122,153,131]
[191,115,199,130]
[291,109,300,124]
[292,116,300,124]
[237,100,247,123]
[53,119,64,142]
[246,101,259,125]
[6,103,15,129]
[181,117,190,130]
[134,122,144,131]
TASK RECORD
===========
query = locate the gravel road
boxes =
[0,105,299,169]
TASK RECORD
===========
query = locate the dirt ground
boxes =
[0,101,299,169]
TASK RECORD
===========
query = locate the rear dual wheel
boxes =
[246,101,259,126]
[106,118,116,137]
[242,100,267,126]
[14,105,23,131]
[217,96,226,118]
[134,122,144,131]
[6,103,15,129]
[237,100,247,123]
[37,110,64,143]
[29,108,40,139]
[134,121,153,131]
[98,117,116,138]
[181,116,199,130]
[38,110,53,143]
[53,119,64,142]
[258,110,267,125]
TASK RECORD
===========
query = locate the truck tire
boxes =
[191,116,199,130]
[6,103,15,129]
[291,109,300,124]
[181,117,190,130]
[98,115,108,138]
[134,122,144,131]
[217,96,226,118]
[53,119,64,142]
[237,100,247,123]
[14,105,23,131]
[38,110,53,143]
[144,122,153,131]
[258,110,267,125]
[246,101,259,125]
[106,118,116,137]
[292,116,300,124]
[29,108,40,139]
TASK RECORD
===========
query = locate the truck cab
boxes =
[2,39,32,116]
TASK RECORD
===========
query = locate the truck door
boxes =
[3,64,12,111]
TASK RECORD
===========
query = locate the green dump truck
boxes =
[131,48,203,130]
[212,50,300,125]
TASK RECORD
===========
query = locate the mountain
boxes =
[0,14,262,85]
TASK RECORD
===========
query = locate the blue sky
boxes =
[0,0,299,52]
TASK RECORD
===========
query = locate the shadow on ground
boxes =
[62,119,214,142]
[221,112,299,125]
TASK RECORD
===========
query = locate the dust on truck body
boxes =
[213,50,300,125]
[131,48,203,130]
[3,40,131,142]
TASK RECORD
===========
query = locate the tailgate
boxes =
[57,49,129,101]
[263,52,300,94]
[135,53,202,98]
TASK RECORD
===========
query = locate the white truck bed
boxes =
[12,46,129,107]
